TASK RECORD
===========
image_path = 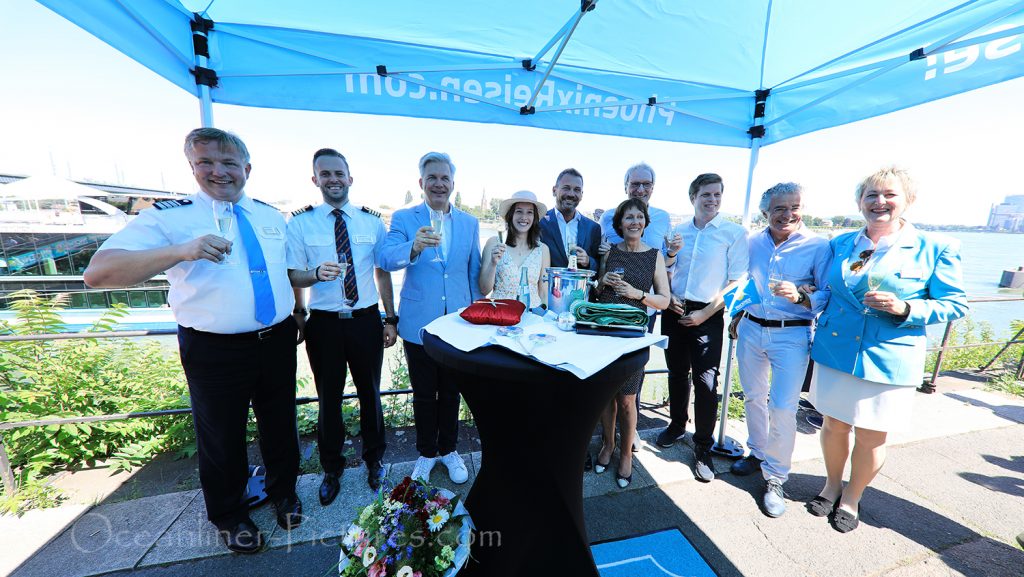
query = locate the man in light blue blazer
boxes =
[539,168,602,272]
[380,151,482,485]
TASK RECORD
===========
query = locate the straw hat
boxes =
[497,190,548,219]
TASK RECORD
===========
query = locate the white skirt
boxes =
[809,363,917,432]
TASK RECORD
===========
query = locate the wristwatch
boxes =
[383,315,400,326]
[795,291,807,305]
[293,307,308,315]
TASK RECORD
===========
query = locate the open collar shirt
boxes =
[745,225,832,320]
[668,213,749,303]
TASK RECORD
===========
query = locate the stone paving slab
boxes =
[10,491,197,577]
[880,425,1024,545]
[878,537,1024,577]
[1,504,89,577]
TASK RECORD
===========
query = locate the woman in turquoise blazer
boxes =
[807,167,967,533]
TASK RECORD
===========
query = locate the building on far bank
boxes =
[988,195,1024,232]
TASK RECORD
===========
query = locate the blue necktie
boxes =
[233,204,276,326]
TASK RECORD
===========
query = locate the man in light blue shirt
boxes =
[729,182,831,518]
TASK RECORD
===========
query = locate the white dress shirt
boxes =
[669,213,749,303]
[556,210,582,257]
[98,191,294,333]
[286,202,386,311]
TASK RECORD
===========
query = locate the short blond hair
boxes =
[856,166,916,204]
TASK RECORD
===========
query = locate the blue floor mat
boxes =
[591,528,717,577]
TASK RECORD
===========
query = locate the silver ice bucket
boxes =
[544,267,596,315]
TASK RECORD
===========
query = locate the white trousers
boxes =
[736,317,811,483]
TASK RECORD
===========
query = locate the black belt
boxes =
[180,317,292,341]
[310,305,379,319]
[683,299,709,314]
[744,313,812,328]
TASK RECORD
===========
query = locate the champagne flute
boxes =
[212,200,234,264]
[768,272,784,303]
[864,268,885,314]
[337,250,353,309]
[429,209,444,263]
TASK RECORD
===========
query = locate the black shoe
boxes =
[319,471,342,506]
[219,518,264,554]
[656,425,685,448]
[693,447,715,482]
[367,461,386,492]
[273,495,303,530]
[730,455,763,476]
[584,453,593,472]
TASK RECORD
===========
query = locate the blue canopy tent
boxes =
[37,0,1024,222]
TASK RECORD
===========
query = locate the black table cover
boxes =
[421,331,650,577]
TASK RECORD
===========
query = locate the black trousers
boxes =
[661,306,725,448]
[177,317,300,529]
[305,308,386,471]
[403,341,460,458]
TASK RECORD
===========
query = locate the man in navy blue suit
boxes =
[539,168,601,272]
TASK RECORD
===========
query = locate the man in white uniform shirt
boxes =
[84,128,301,554]
[286,148,398,502]
[656,173,749,483]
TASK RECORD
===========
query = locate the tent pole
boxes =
[198,85,213,128]
[191,14,216,127]
[741,139,761,228]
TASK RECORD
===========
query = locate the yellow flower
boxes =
[426,509,450,532]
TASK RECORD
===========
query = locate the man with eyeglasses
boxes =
[727,182,830,516]
[599,163,671,248]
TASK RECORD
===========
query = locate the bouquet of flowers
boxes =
[339,476,473,577]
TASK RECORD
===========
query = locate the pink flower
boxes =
[368,561,387,577]
[433,494,450,507]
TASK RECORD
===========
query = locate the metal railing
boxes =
[2,295,1022,495]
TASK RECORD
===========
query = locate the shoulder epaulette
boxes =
[361,206,382,218]
[252,198,274,207]
[154,199,193,210]
[291,205,313,217]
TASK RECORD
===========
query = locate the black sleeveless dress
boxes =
[596,245,658,395]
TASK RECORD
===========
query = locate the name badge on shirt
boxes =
[899,266,923,279]
[354,235,374,244]
[260,227,284,239]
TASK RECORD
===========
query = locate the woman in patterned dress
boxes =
[593,198,671,488]
[479,190,550,310]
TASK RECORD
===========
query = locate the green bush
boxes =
[0,291,193,513]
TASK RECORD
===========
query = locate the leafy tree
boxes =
[454,191,463,208]
[404,190,413,204]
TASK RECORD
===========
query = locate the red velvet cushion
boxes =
[459,299,526,326]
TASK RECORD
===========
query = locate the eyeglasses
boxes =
[628,181,654,191]
[849,249,874,273]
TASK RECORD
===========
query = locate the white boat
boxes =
[0,174,182,331]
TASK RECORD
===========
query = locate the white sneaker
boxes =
[411,456,436,482]
[439,451,469,484]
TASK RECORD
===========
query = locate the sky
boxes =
[1,0,1022,225]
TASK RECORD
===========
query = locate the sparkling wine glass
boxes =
[212,200,235,264]
[864,268,885,314]
[429,209,444,262]
[337,250,353,309]
[768,272,784,304]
